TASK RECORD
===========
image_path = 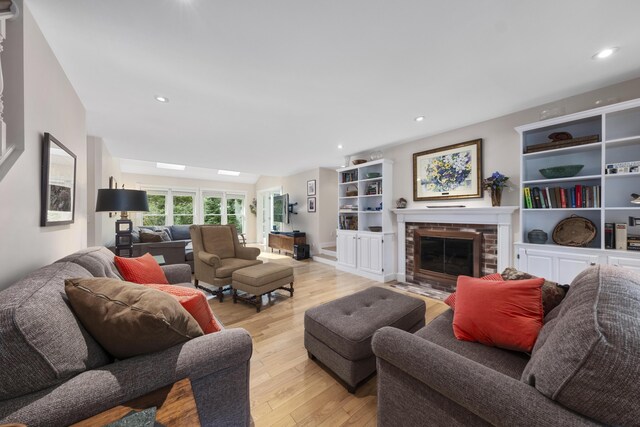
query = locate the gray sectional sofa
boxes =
[0,247,252,427]
[373,265,640,426]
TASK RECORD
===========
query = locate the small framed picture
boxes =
[307,179,316,196]
[307,197,316,212]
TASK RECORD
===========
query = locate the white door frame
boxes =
[256,186,282,245]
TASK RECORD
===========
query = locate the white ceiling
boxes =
[119,158,260,184]
[28,0,640,177]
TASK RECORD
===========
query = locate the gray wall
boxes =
[0,2,87,289]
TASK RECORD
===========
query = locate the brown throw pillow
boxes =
[501,267,568,316]
[140,231,166,243]
[65,278,203,359]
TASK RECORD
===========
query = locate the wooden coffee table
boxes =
[72,378,200,426]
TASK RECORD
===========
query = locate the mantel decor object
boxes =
[96,189,149,257]
[413,139,482,201]
[41,133,77,226]
[482,171,509,207]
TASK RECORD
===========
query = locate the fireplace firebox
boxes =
[413,229,481,287]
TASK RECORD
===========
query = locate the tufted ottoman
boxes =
[304,287,425,392]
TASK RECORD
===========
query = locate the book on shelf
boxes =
[604,223,615,249]
[523,185,601,209]
[523,187,532,209]
[628,235,640,251]
[615,224,628,250]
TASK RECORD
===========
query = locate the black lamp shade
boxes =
[95,189,149,212]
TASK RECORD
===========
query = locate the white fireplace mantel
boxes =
[392,206,519,282]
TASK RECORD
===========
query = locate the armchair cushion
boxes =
[201,226,235,259]
[216,258,262,278]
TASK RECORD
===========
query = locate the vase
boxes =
[491,188,502,207]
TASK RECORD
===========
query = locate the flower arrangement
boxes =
[421,152,472,192]
[483,171,510,190]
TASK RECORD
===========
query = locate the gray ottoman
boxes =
[304,287,425,392]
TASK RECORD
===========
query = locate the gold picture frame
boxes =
[413,139,483,201]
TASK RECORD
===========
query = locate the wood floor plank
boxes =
[211,254,447,426]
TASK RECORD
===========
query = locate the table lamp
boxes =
[96,189,149,257]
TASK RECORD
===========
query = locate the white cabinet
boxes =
[515,98,640,283]
[336,159,395,281]
[358,233,383,274]
[608,256,640,273]
[517,245,599,284]
[337,231,357,268]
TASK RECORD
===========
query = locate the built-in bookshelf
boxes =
[514,99,640,284]
[517,99,640,252]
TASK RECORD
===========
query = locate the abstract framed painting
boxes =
[413,139,483,201]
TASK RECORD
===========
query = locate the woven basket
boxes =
[552,215,597,247]
[346,185,358,197]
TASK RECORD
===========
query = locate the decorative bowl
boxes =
[366,172,381,179]
[539,164,584,179]
[352,159,367,165]
[368,226,382,232]
[527,229,548,244]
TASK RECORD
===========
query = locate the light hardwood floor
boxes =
[212,253,448,427]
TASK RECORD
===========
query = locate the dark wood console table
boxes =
[268,233,306,255]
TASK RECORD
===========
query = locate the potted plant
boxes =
[483,171,510,207]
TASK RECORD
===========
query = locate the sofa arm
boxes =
[235,246,260,260]
[198,251,221,267]
[161,264,192,284]
[0,329,252,427]
[372,327,599,427]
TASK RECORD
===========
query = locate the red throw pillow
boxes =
[144,284,221,334]
[444,273,503,310]
[452,275,544,353]
[114,253,169,285]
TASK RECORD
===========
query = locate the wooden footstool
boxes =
[232,263,294,312]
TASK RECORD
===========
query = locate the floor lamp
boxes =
[96,189,149,257]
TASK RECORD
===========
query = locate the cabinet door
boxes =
[556,253,598,285]
[519,248,554,280]
[358,234,383,274]
[608,256,640,273]
[337,232,357,268]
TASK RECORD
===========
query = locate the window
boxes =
[173,193,195,225]
[203,192,223,225]
[143,192,167,226]
[226,194,245,233]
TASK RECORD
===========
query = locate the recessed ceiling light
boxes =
[592,47,619,60]
[415,116,425,122]
[218,169,240,176]
[157,162,185,170]
[155,95,169,103]
[337,144,343,149]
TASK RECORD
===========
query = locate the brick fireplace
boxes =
[406,222,497,292]
[393,207,518,293]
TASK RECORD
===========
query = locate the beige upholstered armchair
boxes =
[190,224,262,301]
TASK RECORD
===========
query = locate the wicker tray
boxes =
[552,215,597,247]
[345,185,358,197]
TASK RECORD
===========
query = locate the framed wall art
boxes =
[413,139,482,201]
[41,133,77,226]
[307,197,316,212]
[307,179,316,196]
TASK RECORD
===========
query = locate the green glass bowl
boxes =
[539,165,584,179]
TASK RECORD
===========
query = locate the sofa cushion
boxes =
[56,246,123,279]
[215,258,262,278]
[417,310,530,379]
[114,253,169,285]
[141,230,171,243]
[521,265,640,426]
[202,226,236,259]
[453,276,544,353]
[0,262,111,400]
[144,284,221,334]
[170,225,192,241]
[65,278,203,359]
[501,267,568,315]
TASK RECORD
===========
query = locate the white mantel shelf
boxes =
[393,206,519,282]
